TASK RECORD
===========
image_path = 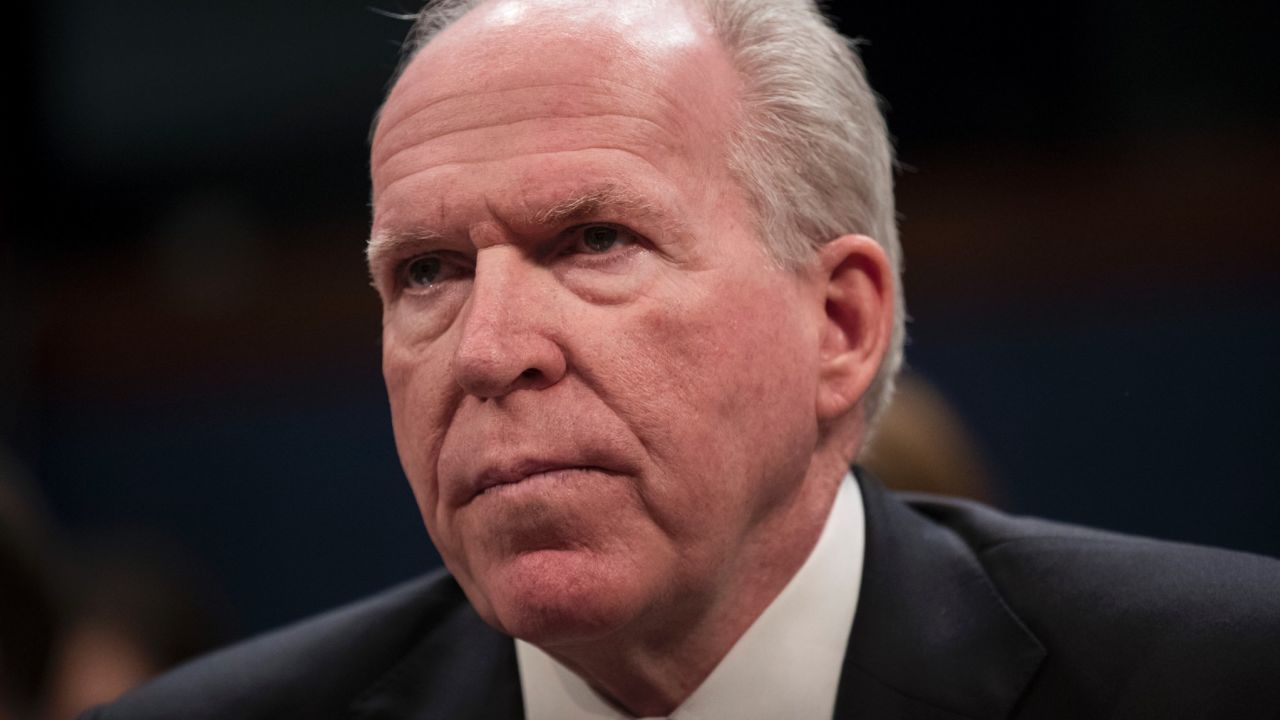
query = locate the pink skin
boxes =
[368,0,893,714]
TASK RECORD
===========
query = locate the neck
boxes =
[538,449,853,716]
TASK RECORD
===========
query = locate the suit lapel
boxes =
[835,474,1046,719]
[348,596,523,720]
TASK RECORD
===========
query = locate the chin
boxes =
[472,547,646,646]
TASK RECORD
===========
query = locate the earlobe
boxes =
[814,234,894,423]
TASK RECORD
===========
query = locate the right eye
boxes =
[402,253,467,292]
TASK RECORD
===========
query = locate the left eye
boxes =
[574,225,631,254]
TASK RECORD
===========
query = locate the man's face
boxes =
[369,0,828,646]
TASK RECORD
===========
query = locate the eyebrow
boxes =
[533,184,661,227]
[365,227,447,285]
[367,226,444,257]
[366,183,687,274]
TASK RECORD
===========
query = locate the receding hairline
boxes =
[369,0,735,144]
[369,0,906,433]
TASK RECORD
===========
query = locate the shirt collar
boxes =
[517,471,866,719]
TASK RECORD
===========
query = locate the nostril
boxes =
[520,368,540,379]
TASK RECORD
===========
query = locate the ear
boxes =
[814,234,895,423]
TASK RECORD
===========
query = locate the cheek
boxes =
[653,273,815,408]
[607,273,820,521]
[382,329,458,531]
[385,284,470,342]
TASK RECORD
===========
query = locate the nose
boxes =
[450,247,567,399]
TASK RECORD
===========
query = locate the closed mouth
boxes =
[470,462,615,501]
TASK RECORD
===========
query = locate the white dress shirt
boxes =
[517,472,866,719]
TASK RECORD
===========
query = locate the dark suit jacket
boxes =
[86,476,1280,719]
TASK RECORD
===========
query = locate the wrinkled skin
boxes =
[368,0,891,713]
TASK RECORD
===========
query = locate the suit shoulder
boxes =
[902,492,1280,614]
[84,569,469,720]
[903,493,1280,714]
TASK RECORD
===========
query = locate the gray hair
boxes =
[381,0,905,429]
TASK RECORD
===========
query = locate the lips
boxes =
[438,422,638,509]
[468,459,619,502]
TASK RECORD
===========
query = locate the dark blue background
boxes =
[6,0,1278,637]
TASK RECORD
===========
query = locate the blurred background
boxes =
[2,0,1278,716]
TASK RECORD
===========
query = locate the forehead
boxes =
[369,0,743,225]
[378,0,721,132]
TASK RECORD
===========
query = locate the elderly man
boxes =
[88,1,1280,718]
